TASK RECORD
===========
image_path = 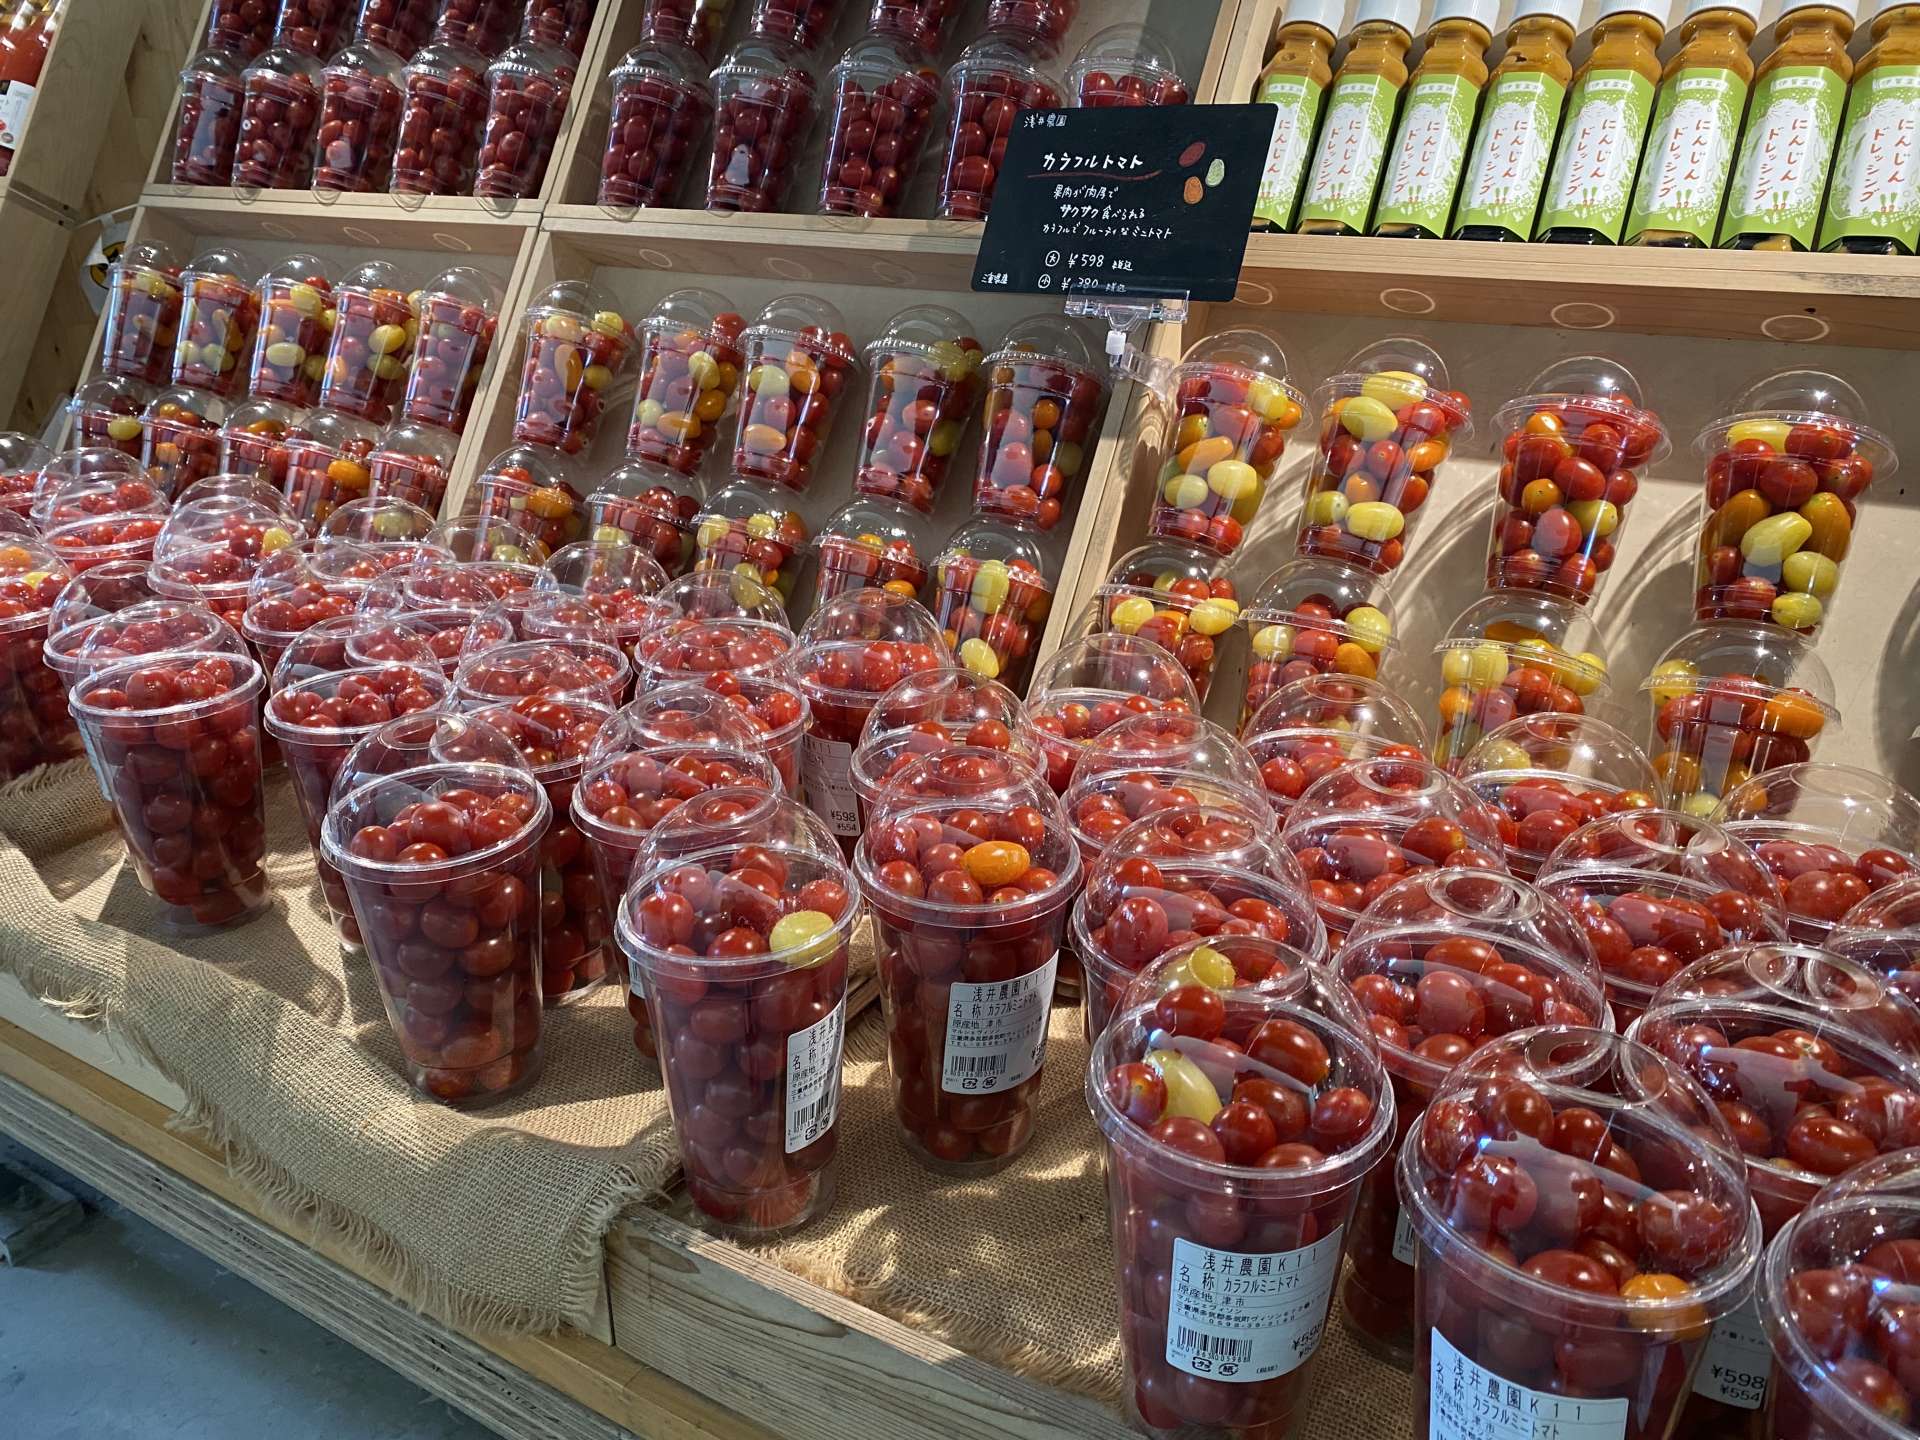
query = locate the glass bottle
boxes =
[1372,0,1500,238]
[1250,0,1341,230]
[1817,0,1920,253]
[0,0,56,176]
[1719,0,1858,249]
[1625,0,1759,246]
[1538,0,1673,242]
[1450,0,1580,240]
[1298,0,1420,235]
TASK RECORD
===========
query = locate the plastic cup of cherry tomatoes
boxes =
[51,598,247,701]
[354,0,433,60]
[402,267,498,432]
[1090,968,1391,1438]
[38,559,157,679]
[511,281,632,454]
[322,761,551,1104]
[465,587,620,668]
[149,497,303,623]
[804,494,935,612]
[745,0,841,49]
[70,650,272,932]
[639,0,733,59]
[587,460,704,577]
[984,0,1077,52]
[624,288,746,477]
[318,495,448,575]
[362,418,455,515]
[270,0,349,57]
[935,35,1063,220]
[522,0,597,56]
[139,389,228,501]
[280,408,380,523]
[1241,672,1428,819]
[438,0,519,55]
[1487,357,1668,605]
[1073,802,1327,1041]
[241,538,378,676]
[1067,23,1190,106]
[630,569,794,685]
[1064,711,1270,868]
[1460,712,1664,880]
[974,314,1108,533]
[1084,578,1240,705]
[0,539,78,779]
[0,432,51,522]
[1399,1026,1763,1440]
[473,36,575,200]
[1297,337,1472,577]
[858,746,1081,1174]
[1694,369,1893,636]
[695,672,808,795]
[1710,763,1920,947]
[202,0,274,58]
[171,248,258,397]
[233,46,325,190]
[1027,632,1198,794]
[316,262,413,425]
[790,590,952,847]
[1758,1147,1920,1439]
[1237,558,1395,730]
[1430,590,1610,772]
[851,667,1041,820]
[453,635,626,709]
[853,306,984,514]
[869,0,958,54]
[172,47,247,185]
[1642,621,1840,814]
[24,450,147,535]
[620,790,859,1232]
[706,37,818,213]
[390,25,489,195]
[312,38,405,192]
[729,295,860,494]
[691,478,812,601]
[100,242,183,387]
[924,516,1054,689]
[814,36,940,218]
[597,39,712,210]
[1537,809,1790,1026]
[176,471,296,518]
[265,662,448,950]
[542,539,671,645]
[1830,874,1920,1012]
[471,442,589,553]
[67,376,153,457]
[246,257,333,408]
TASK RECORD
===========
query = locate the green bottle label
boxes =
[1450,71,1569,238]
[1624,66,1749,245]
[1297,72,1404,229]
[1719,64,1848,247]
[1817,65,1920,251]
[1535,68,1657,239]
[1253,73,1329,227]
[1371,72,1481,235]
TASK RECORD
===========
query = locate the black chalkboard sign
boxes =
[971,104,1274,304]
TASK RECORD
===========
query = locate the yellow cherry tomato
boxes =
[1740,512,1812,565]
[1339,395,1397,442]
[1251,623,1293,660]
[769,910,837,967]
[1346,606,1391,654]
[1648,658,1700,706]
[1109,595,1156,633]
[1304,489,1349,527]
[1360,369,1428,411]
[957,637,1001,678]
[1147,1049,1223,1124]
[1345,500,1405,542]
[1189,599,1237,636]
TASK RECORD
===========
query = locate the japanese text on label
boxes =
[1166,1228,1345,1383]
[941,953,1058,1095]
[800,733,860,838]
[1429,1328,1629,1440]
[785,996,845,1154]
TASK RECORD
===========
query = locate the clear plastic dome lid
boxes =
[51,597,244,683]
[465,588,618,653]
[415,265,501,312]
[1068,22,1183,84]
[423,514,550,566]
[742,293,857,368]
[478,439,579,495]
[325,35,405,77]
[224,394,302,434]
[336,260,410,298]
[330,711,528,810]
[526,278,624,330]
[1176,324,1304,401]
[1400,1028,1760,1319]
[113,239,179,277]
[462,693,613,780]
[181,246,253,284]
[1029,632,1199,711]
[710,35,819,93]
[1436,590,1610,696]
[28,450,156,529]
[857,668,1032,750]
[831,33,941,88]
[611,38,711,94]
[1361,866,1594,954]
[638,286,745,348]
[1542,809,1777,891]
[1641,620,1839,716]
[1104,539,1236,590]
[606,679,767,750]
[644,568,791,628]
[1118,934,1325,1012]
[0,432,51,476]
[241,538,381,642]
[1082,803,1318,930]
[625,783,837,874]
[263,661,448,743]
[272,609,439,686]
[0,537,67,626]
[815,491,935,553]
[1064,712,1270,853]
[1462,712,1663,801]
[143,385,227,426]
[987,312,1107,382]
[374,415,460,459]
[153,495,298,558]
[950,33,1065,91]
[46,559,156,636]
[486,35,577,83]
[932,514,1057,588]
[1245,554,1392,623]
[289,406,379,452]
[257,253,332,290]
[320,495,440,546]
[864,303,984,369]
[591,457,705,517]
[174,474,290,514]
[541,538,669,600]
[1696,367,1895,473]
[1315,334,1471,438]
[244,44,326,81]
[791,591,951,698]
[321,762,551,882]
[182,44,247,82]
[451,636,619,706]
[1245,672,1428,748]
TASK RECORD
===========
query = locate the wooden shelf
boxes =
[135,188,544,254]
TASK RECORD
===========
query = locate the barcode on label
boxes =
[950,1054,1007,1077]
[1175,1329,1253,1363]
[784,997,846,1154]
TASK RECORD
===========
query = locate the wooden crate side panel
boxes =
[0,199,72,426]
[4,0,143,216]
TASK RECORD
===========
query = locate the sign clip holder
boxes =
[1064,293,1187,394]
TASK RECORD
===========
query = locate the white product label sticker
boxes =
[1692,1297,1769,1410]
[940,952,1058,1095]
[1430,1327,1629,1440]
[784,995,846,1154]
[1165,1227,1344,1382]
[800,733,859,837]
[0,82,36,147]
[1392,1207,1417,1266]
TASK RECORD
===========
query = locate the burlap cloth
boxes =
[0,759,681,1334]
[747,1002,1417,1433]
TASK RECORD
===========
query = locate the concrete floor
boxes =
[1,1139,495,1440]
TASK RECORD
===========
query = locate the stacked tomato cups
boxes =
[512,281,632,455]
[474,34,575,200]
[1459,712,1664,879]
[850,667,1043,824]
[0,539,78,778]
[280,408,381,523]
[139,388,229,501]
[246,257,334,408]
[1399,1027,1763,1437]
[471,443,590,553]
[1073,802,1327,1041]
[1429,590,1611,772]
[789,589,953,852]
[403,267,498,433]
[935,36,1064,220]
[1330,870,1614,1361]
[1241,672,1428,819]
[690,478,811,601]
[974,314,1108,534]
[390,20,489,195]
[323,760,551,1103]
[1279,755,1509,949]
[858,746,1081,1173]
[1694,369,1893,636]
[814,36,940,218]
[1090,965,1389,1437]
[171,47,248,185]
[100,242,184,388]
[170,249,258,397]
[1298,338,1473,579]
[705,37,818,213]
[630,569,795,687]
[1067,23,1190,107]
[731,295,860,495]
[233,45,326,189]
[68,376,153,456]
[70,650,272,931]
[624,288,745,479]
[596,37,712,209]
[1026,631,1198,794]
[1485,355,1667,604]
[1537,809,1791,1026]
[1642,621,1840,813]
[620,789,860,1231]
[924,516,1054,689]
